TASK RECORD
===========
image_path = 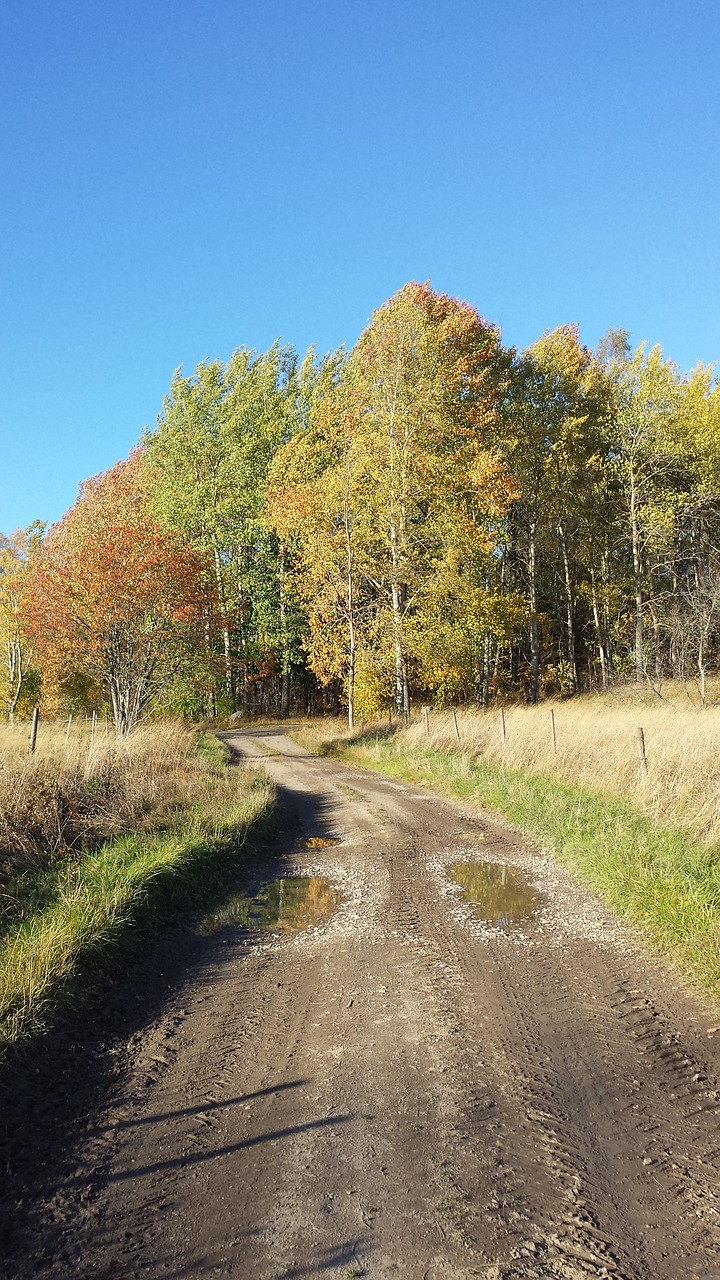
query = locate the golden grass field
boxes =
[301,683,720,846]
[0,719,217,883]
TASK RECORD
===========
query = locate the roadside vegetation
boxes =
[300,692,720,997]
[0,723,274,1053]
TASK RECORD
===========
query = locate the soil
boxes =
[2,724,720,1280]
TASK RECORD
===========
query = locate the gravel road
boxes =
[2,725,720,1280]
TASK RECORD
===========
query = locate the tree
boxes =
[144,344,310,715]
[502,327,611,700]
[267,360,376,727]
[603,344,691,682]
[25,452,209,735]
[269,283,515,718]
[0,524,43,721]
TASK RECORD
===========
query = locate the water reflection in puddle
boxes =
[448,861,539,931]
[297,835,341,848]
[198,876,342,937]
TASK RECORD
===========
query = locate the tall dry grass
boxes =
[0,720,214,887]
[299,688,720,846]
[405,696,720,845]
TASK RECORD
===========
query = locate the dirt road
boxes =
[2,725,720,1279]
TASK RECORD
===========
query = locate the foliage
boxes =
[0,524,43,721]
[268,283,517,721]
[23,452,210,734]
[10,283,720,722]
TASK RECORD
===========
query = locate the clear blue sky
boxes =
[2,0,719,533]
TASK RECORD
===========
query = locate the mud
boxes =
[1,724,720,1279]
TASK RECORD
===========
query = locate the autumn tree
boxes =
[601,344,698,682]
[267,359,378,726]
[0,524,43,721]
[269,283,515,718]
[25,452,210,735]
[144,344,311,715]
[501,327,612,700]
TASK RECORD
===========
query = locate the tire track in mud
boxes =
[372,772,720,1279]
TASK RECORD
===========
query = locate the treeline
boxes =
[3,282,720,733]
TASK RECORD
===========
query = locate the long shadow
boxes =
[276,1240,370,1278]
[97,1113,353,1183]
[108,1078,308,1130]
[0,770,337,1274]
[90,1235,371,1280]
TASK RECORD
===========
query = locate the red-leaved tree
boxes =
[25,451,211,734]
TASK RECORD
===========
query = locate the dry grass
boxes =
[0,719,218,887]
[298,687,720,846]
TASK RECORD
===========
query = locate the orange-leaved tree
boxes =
[25,451,211,734]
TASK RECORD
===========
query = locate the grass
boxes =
[0,719,232,888]
[299,693,720,998]
[0,722,275,1054]
[299,688,720,845]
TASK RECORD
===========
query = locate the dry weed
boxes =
[0,720,211,884]
[407,696,720,843]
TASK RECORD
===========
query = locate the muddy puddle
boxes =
[448,860,540,931]
[198,876,343,937]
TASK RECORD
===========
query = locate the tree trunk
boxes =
[528,514,540,703]
[589,569,608,690]
[342,460,357,730]
[630,476,644,682]
[212,544,233,704]
[558,522,577,692]
[278,544,290,717]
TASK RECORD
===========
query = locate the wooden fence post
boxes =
[452,708,461,743]
[499,706,506,743]
[65,714,73,741]
[636,726,648,777]
[550,708,557,753]
[29,707,39,754]
[422,705,430,736]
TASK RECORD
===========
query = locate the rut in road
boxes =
[2,725,720,1280]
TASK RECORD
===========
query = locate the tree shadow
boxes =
[0,776,336,1272]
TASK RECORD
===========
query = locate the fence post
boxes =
[452,708,461,743]
[422,705,430,736]
[550,708,557,753]
[636,726,648,777]
[499,706,506,743]
[29,707,39,754]
[65,714,73,741]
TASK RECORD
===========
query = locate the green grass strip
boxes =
[0,774,275,1053]
[333,736,720,997]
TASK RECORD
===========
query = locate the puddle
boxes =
[297,835,341,848]
[198,876,343,937]
[448,861,540,931]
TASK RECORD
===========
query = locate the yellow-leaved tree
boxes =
[0,524,43,722]
[268,283,518,720]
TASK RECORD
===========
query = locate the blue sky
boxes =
[1,0,719,533]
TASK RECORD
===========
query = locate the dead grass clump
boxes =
[0,721,213,887]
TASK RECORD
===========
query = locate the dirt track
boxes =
[2,725,720,1279]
